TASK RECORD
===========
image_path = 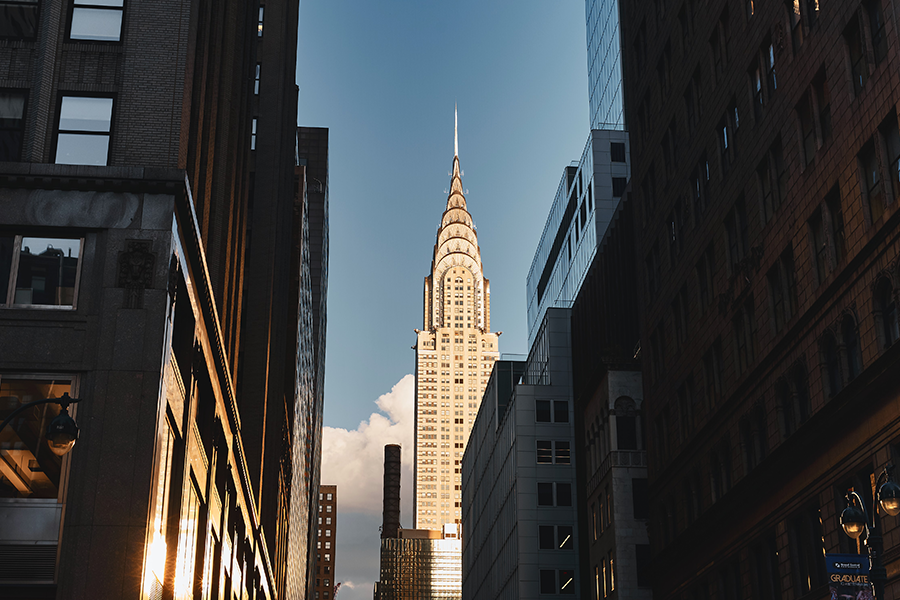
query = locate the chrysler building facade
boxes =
[414,113,500,529]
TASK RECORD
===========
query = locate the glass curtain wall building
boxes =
[525,130,630,346]
[586,0,626,130]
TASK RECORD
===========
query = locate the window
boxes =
[797,92,815,166]
[880,113,900,202]
[789,505,826,596]
[254,63,261,94]
[669,199,686,264]
[740,404,767,472]
[733,295,756,375]
[257,5,264,36]
[541,569,575,594]
[778,364,810,437]
[1,235,83,308]
[536,400,552,422]
[710,10,729,82]
[842,315,862,380]
[813,70,831,141]
[691,154,710,220]
[0,0,39,39]
[612,177,627,197]
[824,187,846,264]
[788,0,803,50]
[610,142,626,162]
[876,278,899,348]
[765,39,777,94]
[539,525,573,550]
[0,376,74,499]
[0,91,26,161]
[845,15,868,95]
[724,198,748,273]
[768,247,797,333]
[70,0,124,42]
[251,117,257,150]
[709,441,732,502]
[859,140,884,223]
[718,116,731,173]
[55,96,113,166]
[750,534,782,600]
[822,330,842,397]
[554,400,569,423]
[538,483,571,506]
[555,441,571,464]
[758,139,786,223]
[697,243,715,312]
[866,0,887,66]
[703,338,723,405]
[809,209,828,284]
[537,440,553,464]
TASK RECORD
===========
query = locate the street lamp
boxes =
[840,464,900,599]
[0,391,82,456]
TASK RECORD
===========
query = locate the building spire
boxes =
[454,103,458,157]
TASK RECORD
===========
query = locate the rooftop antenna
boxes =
[454,103,458,157]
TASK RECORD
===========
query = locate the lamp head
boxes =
[841,502,867,539]
[879,479,900,516]
[47,406,79,456]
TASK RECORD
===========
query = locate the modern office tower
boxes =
[377,445,462,600]
[314,485,338,600]
[0,2,326,599]
[570,196,650,600]
[462,309,579,599]
[586,0,626,130]
[621,1,900,598]
[413,112,500,529]
[526,130,630,346]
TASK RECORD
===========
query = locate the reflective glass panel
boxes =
[0,235,13,300]
[70,7,123,41]
[58,96,112,132]
[0,2,39,40]
[0,377,72,499]
[55,132,109,165]
[14,237,81,306]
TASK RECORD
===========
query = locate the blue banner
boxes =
[826,554,871,600]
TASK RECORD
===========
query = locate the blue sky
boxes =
[297,0,589,596]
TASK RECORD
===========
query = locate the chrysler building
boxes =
[413,109,500,528]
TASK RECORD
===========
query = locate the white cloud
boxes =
[322,374,415,518]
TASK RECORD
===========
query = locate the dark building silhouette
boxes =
[621,1,900,598]
[0,1,326,599]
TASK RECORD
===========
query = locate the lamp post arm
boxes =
[0,394,82,435]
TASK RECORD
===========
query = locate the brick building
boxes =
[315,485,337,599]
[620,0,900,598]
[0,1,327,599]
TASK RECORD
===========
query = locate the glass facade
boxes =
[586,0,625,130]
[525,130,630,346]
[379,532,462,599]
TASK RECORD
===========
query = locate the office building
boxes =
[315,485,337,600]
[526,130,630,346]
[462,309,579,599]
[377,445,462,600]
[586,0,626,130]
[0,1,326,599]
[413,111,500,529]
[621,1,900,598]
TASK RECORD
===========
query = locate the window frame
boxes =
[52,93,115,166]
[0,88,28,162]
[67,0,126,43]
[1,234,84,310]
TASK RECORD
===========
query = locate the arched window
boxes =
[822,331,842,398]
[841,315,862,380]
[876,278,899,348]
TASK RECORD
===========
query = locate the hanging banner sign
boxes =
[826,553,872,600]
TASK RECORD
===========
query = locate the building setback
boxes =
[462,309,579,599]
[413,112,500,529]
[620,1,900,599]
[0,1,326,599]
